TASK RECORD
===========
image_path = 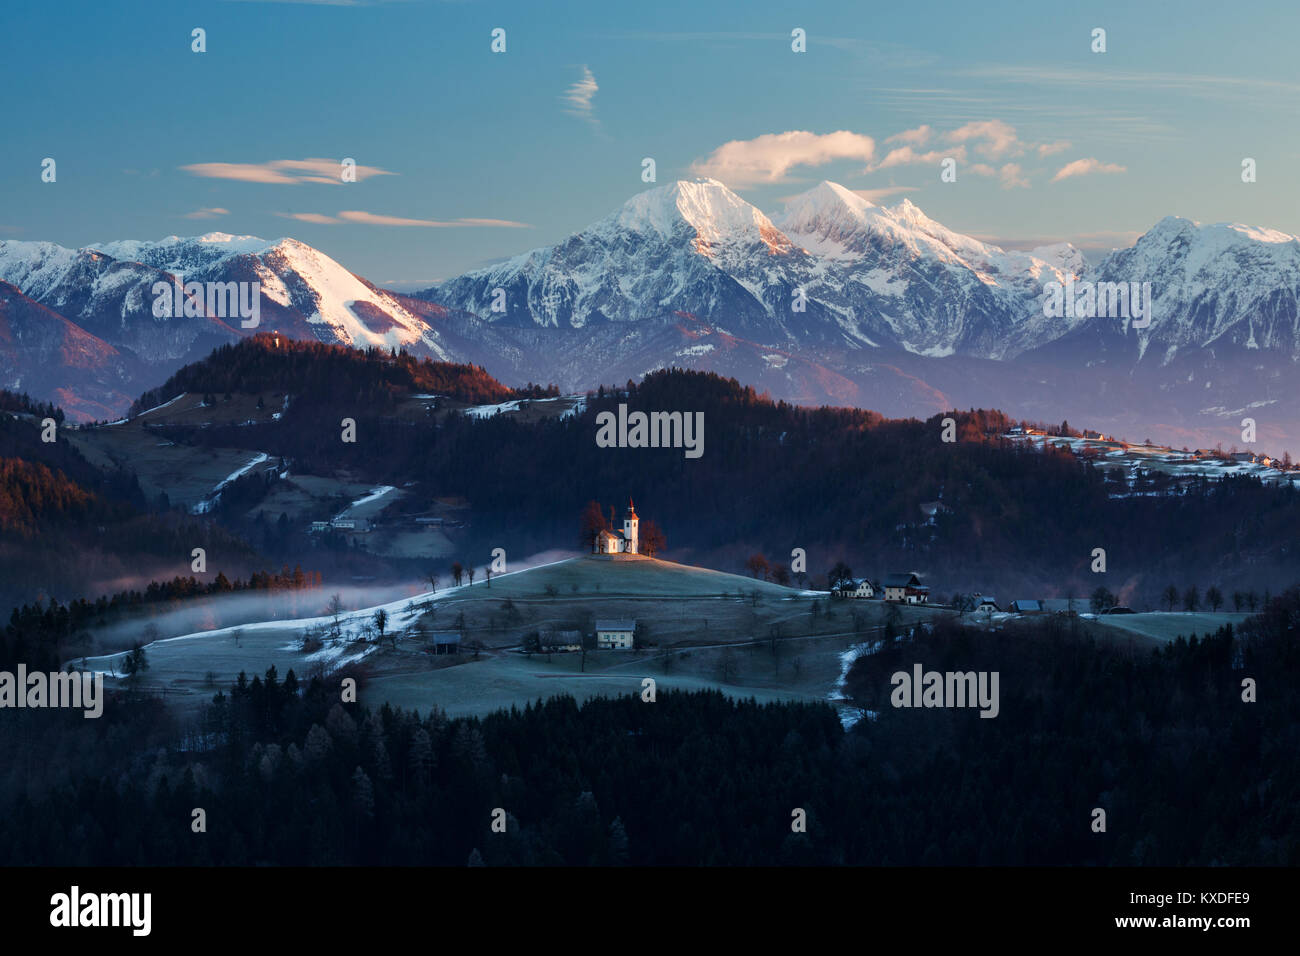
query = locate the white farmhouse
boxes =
[595,619,635,649]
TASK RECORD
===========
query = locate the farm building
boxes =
[430,631,462,654]
[595,619,635,650]
[1008,600,1042,614]
[883,572,929,604]
[541,629,583,652]
[833,578,874,599]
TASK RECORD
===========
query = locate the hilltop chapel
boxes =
[594,499,640,554]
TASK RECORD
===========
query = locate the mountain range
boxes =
[3,178,1298,450]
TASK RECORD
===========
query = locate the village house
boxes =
[975,595,1000,615]
[330,517,370,533]
[1008,599,1042,615]
[833,578,875,599]
[595,619,635,649]
[541,629,583,653]
[594,499,640,554]
[883,572,929,604]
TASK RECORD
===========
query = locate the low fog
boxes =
[81,549,579,659]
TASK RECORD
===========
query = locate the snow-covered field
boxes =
[191,452,270,514]
[78,557,575,680]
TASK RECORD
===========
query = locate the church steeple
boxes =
[623,496,639,554]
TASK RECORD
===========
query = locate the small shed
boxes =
[430,630,462,654]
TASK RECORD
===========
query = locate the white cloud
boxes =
[275,212,342,224]
[690,130,876,186]
[336,211,531,228]
[183,207,230,219]
[562,66,599,126]
[1036,140,1071,157]
[944,119,1021,160]
[997,163,1030,189]
[274,211,531,228]
[885,125,933,147]
[872,145,964,171]
[1051,158,1127,182]
[180,158,395,185]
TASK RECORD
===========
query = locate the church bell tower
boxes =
[623,498,639,554]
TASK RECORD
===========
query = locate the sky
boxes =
[3,0,1298,290]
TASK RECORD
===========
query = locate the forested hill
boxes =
[0,407,252,614]
[128,333,526,415]
[150,362,1300,605]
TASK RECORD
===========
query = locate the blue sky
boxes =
[3,0,1297,288]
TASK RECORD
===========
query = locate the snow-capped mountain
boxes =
[425,179,1088,360]
[772,181,1088,358]
[0,239,236,361]
[1061,216,1300,362]
[427,179,821,341]
[88,233,452,359]
[0,233,462,419]
[5,186,1300,448]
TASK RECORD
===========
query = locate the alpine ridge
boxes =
[4,182,1300,450]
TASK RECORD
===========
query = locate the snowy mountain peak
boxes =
[88,233,282,270]
[779,181,878,229]
[612,179,789,252]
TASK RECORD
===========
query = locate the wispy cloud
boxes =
[276,210,531,228]
[966,64,1300,102]
[183,207,230,220]
[863,121,1101,188]
[181,158,396,185]
[944,119,1020,160]
[968,162,1030,189]
[691,130,876,186]
[276,212,343,224]
[873,145,963,171]
[885,125,933,147]
[562,66,599,127]
[1051,158,1126,183]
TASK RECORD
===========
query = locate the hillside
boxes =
[129,332,520,415]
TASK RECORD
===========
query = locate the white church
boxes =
[594,499,640,555]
